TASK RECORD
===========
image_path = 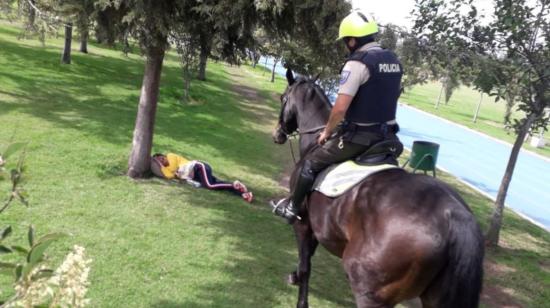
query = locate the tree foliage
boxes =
[88,0,356,177]
[379,24,398,50]
[413,0,550,246]
[250,1,351,91]
[171,27,200,102]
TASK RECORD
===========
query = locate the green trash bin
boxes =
[403,141,440,177]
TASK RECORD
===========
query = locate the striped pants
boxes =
[192,161,240,195]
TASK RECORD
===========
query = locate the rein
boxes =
[285,125,325,164]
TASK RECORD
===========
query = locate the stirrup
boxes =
[270,199,302,223]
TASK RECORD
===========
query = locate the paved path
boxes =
[259,56,550,230]
[397,104,550,230]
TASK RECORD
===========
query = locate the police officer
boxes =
[271,10,403,223]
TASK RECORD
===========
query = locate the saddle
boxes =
[313,139,404,197]
[355,138,403,166]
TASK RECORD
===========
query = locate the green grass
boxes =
[402,82,550,158]
[0,20,548,307]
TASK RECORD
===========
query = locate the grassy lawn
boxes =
[1,21,549,307]
[401,82,550,158]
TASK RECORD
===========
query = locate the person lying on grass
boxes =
[151,153,253,203]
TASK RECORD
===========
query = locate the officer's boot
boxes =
[271,161,316,224]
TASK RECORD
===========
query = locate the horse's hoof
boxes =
[287,271,299,285]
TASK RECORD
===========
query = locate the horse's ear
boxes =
[286,69,295,86]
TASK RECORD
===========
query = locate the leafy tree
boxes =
[376,24,433,92]
[171,27,200,102]
[256,0,351,89]
[52,0,98,61]
[433,70,461,108]
[73,0,96,53]
[379,24,398,50]
[175,1,216,81]
[256,29,285,82]
[92,0,352,178]
[2,0,96,62]
[0,0,57,44]
[94,0,180,178]
[413,0,550,246]
[95,0,259,177]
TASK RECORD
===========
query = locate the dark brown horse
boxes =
[272,70,484,308]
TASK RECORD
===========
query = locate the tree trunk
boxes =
[184,73,191,102]
[182,58,191,102]
[435,82,444,109]
[263,57,268,76]
[473,93,483,123]
[79,19,89,54]
[197,52,208,81]
[271,58,279,83]
[61,22,73,64]
[197,36,211,81]
[80,34,88,53]
[485,113,537,246]
[251,50,258,68]
[122,31,131,56]
[27,0,36,31]
[127,43,166,178]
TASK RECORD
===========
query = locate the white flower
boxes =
[6,265,54,307]
[50,245,92,308]
[3,245,92,308]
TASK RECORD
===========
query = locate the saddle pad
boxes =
[313,161,399,197]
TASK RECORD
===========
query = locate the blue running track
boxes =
[259,57,550,230]
[397,105,550,230]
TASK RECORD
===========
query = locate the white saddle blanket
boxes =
[313,161,399,197]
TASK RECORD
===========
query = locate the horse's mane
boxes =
[290,77,333,110]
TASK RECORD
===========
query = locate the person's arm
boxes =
[176,160,197,180]
[317,94,354,145]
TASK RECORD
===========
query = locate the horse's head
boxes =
[273,69,299,144]
[273,69,330,144]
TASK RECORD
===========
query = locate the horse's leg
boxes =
[343,241,395,308]
[290,220,318,308]
[352,293,394,308]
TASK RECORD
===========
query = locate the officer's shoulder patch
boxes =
[340,70,351,85]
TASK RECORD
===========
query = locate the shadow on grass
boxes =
[136,177,355,307]
[482,245,550,307]
[0,35,280,177]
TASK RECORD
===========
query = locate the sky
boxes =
[351,0,496,29]
[350,0,416,29]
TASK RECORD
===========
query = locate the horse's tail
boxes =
[437,209,485,308]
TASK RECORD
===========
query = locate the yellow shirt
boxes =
[161,153,189,179]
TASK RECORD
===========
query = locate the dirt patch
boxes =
[233,83,262,102]
[226,64,293,193]
[225,65,264,103]
[482,260,524,307]
[278,163,293,191]
[481,285,524,308]
[485,260,516,276]
[539,259,550,274]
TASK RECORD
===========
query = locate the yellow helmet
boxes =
[337,10,378,40]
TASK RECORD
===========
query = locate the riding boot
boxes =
[272,161,317,224]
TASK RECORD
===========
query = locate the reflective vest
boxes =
[344,48,403,124]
